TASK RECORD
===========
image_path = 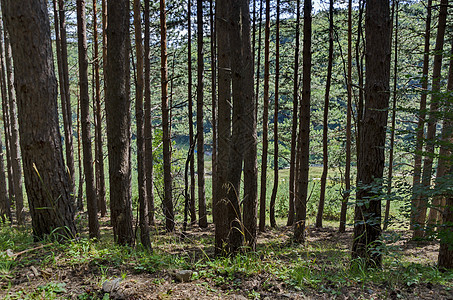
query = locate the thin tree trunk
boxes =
[259,0,271,233]
[134,0,151,250]
[144,0,155,226]
[294,0,312,243]
[339,0,352,233]
[93,0,107,217]
[315,0,334,229]
[0,7,23,225]
[58,0,76,207]
[106,0,134,245]
[437,36,453,270]
[210,0,217,226]
[411,0,432,230]
[255,0,263,120]
[76,0,100,239]
[160,0,174,232]
[197,0,208,228]
[355,0,365,159]
[384,0,399,230]
[76,94,84,214]
[414,0,448,239]
[269,0,280,229]
[352,0,391,268]
[214,0,232,254]
[288,0,300,227]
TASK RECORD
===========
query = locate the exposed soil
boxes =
[1,221,452,299]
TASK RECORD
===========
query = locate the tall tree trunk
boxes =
[58,0,76,207]
[0,16,13,220]
[241,0,258,250]
[255,0,263,120]
[294,0,312,243]
[411,0,432,230]
[0,7,23,225]
[259,0,271,233]
[187,0,196,225]
[4,0,76,239]
[413,0,448,239]
[106,0,134,245]
[76,0,100,239]
[269,0,280,229]
[288,0,300,227]
[197,0,208,228]
[76,93,84,213]
[134,0,151,250]
[339,0,353,233]
[214,0,232,254]
[93,0,107,217]
[437,35,453,270]
[160,0,175,232]
[210,0,217,226]
[315,0,334,229]
[384,0,399,230]
[352,0,391,268]
[355,0,365,159]
[144,0,155,226]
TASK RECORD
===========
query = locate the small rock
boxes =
[174,270,193,282]
[102,278,122,293]
[6,249,14,258]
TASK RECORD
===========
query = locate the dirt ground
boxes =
[1,223,452,299]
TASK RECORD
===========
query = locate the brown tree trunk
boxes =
[144,0,155,226]
[437,37,453,270]
[214,0,232,254]
[352,0,391,267]
[187,0,196,225]
[411,0,432,230]
[4,0,76,239]
[288,0,300,227]
[160,0,175,232]
[384,0,399,230]
[197,0,208,228]
[316,0,334,229]
[355,0,365,159]
[0,6,23,225]
[259,0,271,233]
[134,0,152,249]
[93,0,107,217]
[58,0,76,208]
[76,0,100,239]
[255,0,263,120]
[210,0,217,226]
[413,0,448,239]
[269,0,280,229]
[294,0,312,243]
[105,0,134,245]
[241,0,258,250]
[339,0,353,233]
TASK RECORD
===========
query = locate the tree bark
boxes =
[269,0,280,229]
[384,0,399,230]
[197,0,208,228]
[93,0,107,217]
[0,5,23,225]
[4,0,76,239]
[76,0,100,239]
[58,0,76,208]
[316,0,334,229]
[254,0,263,120]
[288,0,300,227]
[294,0,312,243]
[160,0,175,232]
[210,0,218,226]
[259,0,271,233]
[134,0,151,250]
[144,0,155,227]
[106,0,134,245]
[352,0,391,267]
[339,0,353,233]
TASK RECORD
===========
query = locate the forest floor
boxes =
[1,215,453,299]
